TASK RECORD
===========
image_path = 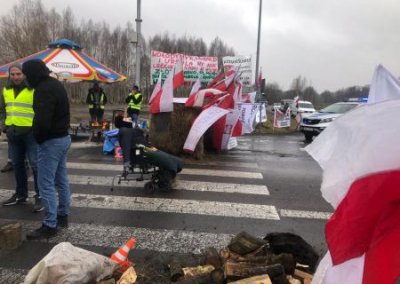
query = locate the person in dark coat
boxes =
[22,59,71,240]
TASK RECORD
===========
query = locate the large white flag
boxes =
[368,64,400,103]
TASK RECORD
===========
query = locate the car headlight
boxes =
[321,118,334,123]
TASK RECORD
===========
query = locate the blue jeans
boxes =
[129,112,139,127]
[37,135,71,228]
[7,132,39,199]
[7,141,12,161]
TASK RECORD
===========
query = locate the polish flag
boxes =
[308,65,400,284]
[213,71,236,92]
[190,78,202,96]
[185,88,224,108]
[150,67,174,114]
[173,56,184,89]
[149,73,162,104]
[207,69,225,88]
[294,95,299,105]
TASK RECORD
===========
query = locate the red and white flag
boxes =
[149,73,162,104]
[183,106,230,153]
[190,78,202,96]
[173,56,184,89]
[207,69,225,88]
[150,67,174,114]
[213,71,236,92]
[308,65,400,284]
[185,88,224,108]
[294,95,299,105]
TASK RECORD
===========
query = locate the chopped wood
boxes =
[220,249,247,262]
[232,253,295,276]
[0,222,22,250]
[204,246,222,268]
[210,268,225,284]
[224,261,285,280]
[116,267,137,284]
[182,265,214,277]
[287,276,301,284]
[228,274,272,284]
[228,231,268,255]
[294,269,313,282]
[169,257,184,282]
[243,244,271,258]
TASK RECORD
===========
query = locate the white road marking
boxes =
[279,209,332,220]
[37,175,269,195]
[185,160,259,168]
[66,162,263,179]
[0,189,279,220]
[4,219,235,254]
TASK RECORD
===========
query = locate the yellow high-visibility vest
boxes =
[127,93,142,110]
[88,93,105,109]
[3,87,35,127]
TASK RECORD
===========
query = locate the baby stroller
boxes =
[111,117,184,194]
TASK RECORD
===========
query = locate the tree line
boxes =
[0,0,369,106]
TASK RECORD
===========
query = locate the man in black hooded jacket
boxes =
[22,59,71,239]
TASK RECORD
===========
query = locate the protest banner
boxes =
[273,108,291,128]
[222,55,253,87]
[150,51,219,83]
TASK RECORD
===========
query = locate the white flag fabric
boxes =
[190,78,202,95]
[368,64,400,104]
[183,106,230,152]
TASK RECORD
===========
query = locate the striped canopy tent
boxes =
[0,39,127,83]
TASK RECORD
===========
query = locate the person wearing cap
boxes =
[22,59,71,239]
[125,85,142,127]
[86,83,107,123]
[0,63,43,212]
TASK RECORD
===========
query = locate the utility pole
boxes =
[135,0,142,87]
[254,0,262,91]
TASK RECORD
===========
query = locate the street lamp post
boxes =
[135,0,142,87]
[255,0,262,93]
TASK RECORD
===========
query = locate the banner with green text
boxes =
[150,51,219,84]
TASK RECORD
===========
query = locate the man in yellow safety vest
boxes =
[86,83,107,123]
[125,85,142,127]
[0,62,43,212]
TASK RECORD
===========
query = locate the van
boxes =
[292,100,316,117]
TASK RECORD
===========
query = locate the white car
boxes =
[292,100,316,117]
[300,102,359,141]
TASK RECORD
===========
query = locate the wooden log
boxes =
[229,274,272,284]
[204,247,222,268]
[0,222,22,250]
[294,269,313,283]
[287,276,301,284]
[220,249,247,262]
[182,265,214,277]
[224,261,285,280]
[233,253,295,276]
[210,268,225,284]
[169,257,184,282]
[228,231,268,255]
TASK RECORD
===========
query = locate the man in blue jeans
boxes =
[0,63,43,212]
[126,85,142,127]
[22,59,71,239]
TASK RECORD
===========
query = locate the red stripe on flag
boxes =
[363,226,400,284]
[149,90,162,114]
[326,170,400,265]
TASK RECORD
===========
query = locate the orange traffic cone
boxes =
[114,146,123,158]
[111,238,136,272]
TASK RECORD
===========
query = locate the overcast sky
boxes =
[1,0,399,92]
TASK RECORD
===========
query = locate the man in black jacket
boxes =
[22,59,71,239]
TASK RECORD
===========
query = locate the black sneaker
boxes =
[32,195,44,212]
[1,162,13,173]
[57,215,68,228]
[26,224,58,240]
[2,193,28,206]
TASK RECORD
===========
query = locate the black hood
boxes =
[22,59,50,88]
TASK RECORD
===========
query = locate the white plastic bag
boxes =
[24,242,118,284]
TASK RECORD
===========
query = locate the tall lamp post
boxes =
[255,0,262,95]
[135,0,142,87]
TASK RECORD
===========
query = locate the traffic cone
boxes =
[111,238,136,272]
[114,146,123,158]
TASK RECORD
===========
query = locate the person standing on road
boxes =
[22,59,71,240]
[1,145,13,172]
[0,63,43,212]
[86,83,107,123]
[126,85,142,127]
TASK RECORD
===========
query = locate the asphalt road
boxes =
[0,131,330,282]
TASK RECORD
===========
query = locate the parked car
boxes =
[300,102,359,141]
[273,103,281,110]
[292,100,316,117]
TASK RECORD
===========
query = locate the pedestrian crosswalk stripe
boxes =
[0,189,279,220]
[5,219,234,254]
[66,162,264,179]
[184,160,259,168]
[279,209,332,220]
[33,175,269,196]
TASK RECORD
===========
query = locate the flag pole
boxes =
[255,0,262,95]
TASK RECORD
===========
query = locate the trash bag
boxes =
[24,242,118,284]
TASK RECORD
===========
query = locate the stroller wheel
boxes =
[144,181,156,194]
